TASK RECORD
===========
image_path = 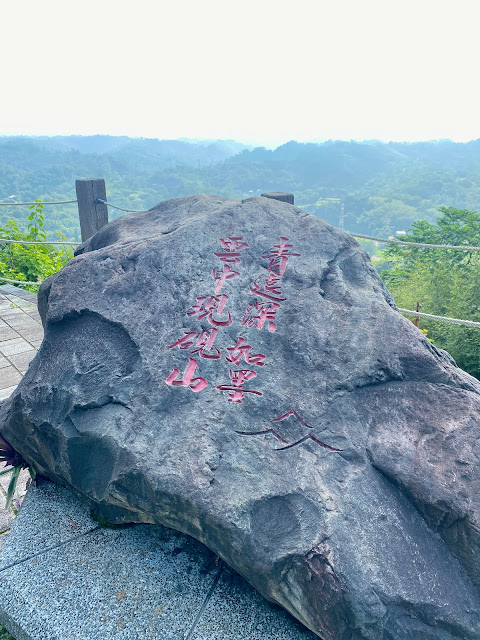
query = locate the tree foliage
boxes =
[2,137,480,379]
[3,136,480,241]
[0,200,73,292]
[0,624,14,640]
[381,207,480,379]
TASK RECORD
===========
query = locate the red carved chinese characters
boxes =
[272,409,313,428]
[262,237,301,276]
[250,277,286,302]
[241,301,280,333]
[165,237,249,393]
[225,336,266,366]
[190,329,221,359]
[165,357,208,393]
[212,263,240,294]
[244,237,300,333]
[168,329,221,359]
[165,235,298,403]
[216,369,262,403]
[187,295,233,327]
[167,331,197,351]
[214,237,250,265]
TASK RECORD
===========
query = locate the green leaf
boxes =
[0,468,12,477]
[28,467,36,480]
[5,465,21,510]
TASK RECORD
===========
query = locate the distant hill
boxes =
[37,135,133,154]
[1,135,480,241]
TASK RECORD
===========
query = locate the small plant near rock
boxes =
[89,510,134,529]
[0,434,35,510]
[0,199,73,292]
[0,624,15,640]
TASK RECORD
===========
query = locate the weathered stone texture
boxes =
[1,194,480,639]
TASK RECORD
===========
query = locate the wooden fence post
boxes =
[261,192,295,205]
[413,301,421,329]
[76,179,109,242]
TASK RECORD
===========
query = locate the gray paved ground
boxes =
[0,285,41,543]
[0,478,317,640]
[0,285,41,402]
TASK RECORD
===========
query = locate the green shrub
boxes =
[0,624,15,639]
[381,207,480,379]
[0,200,73,292]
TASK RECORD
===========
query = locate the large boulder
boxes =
[2,194,480,639]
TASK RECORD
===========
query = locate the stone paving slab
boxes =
[0,340,34,358]
[2,314,40,330]
[0,523,216,640]
[0,327,19,343]
[0,480,316,640]
[0,287,41,396]
[0,285,43,540]
[0,481,96,567]
[0,368,21,390]
[6,352,35,374]
[0,286,37,303]
[0,386,20,403]
[192,568,316,640]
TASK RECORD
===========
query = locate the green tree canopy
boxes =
[381,207,480,379]
[0,200,73,292]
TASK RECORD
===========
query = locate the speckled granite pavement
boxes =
[0,286,317,640]
[0,480,317,640]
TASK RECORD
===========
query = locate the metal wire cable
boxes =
[349,232,480,252]
[1,197,480,316]
[398,308,480,328]
[96,198,145,213]
[0,200,77,206]
[0,276,42,286]
[0,238,77,246]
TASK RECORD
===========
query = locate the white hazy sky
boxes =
[1,0,479,146]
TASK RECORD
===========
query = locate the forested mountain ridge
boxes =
[1,135,480,241]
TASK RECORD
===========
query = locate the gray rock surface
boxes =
[1,194,480,639]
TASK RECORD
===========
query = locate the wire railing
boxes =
[95,198,146,213]
[0,198,78,287]
[0,276,44,286]
[0,238,78,246]
[1,195,480,329]
[398,308,480,328]
[349,232,480,252]
[0,200,77,206]
[0,198,144,213]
